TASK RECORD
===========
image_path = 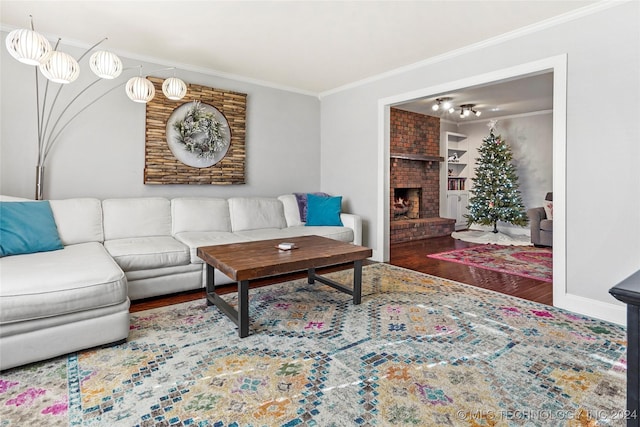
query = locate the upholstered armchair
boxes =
[527,192,553,247]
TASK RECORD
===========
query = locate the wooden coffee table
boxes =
[197,235,372,337]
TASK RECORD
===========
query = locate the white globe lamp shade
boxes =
[89,50,122,79]
[5,28,52,65]
[126,76,155,103]
[39,51,80,84]
[162,77,187,100]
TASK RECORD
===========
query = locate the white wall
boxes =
[320,2,639,323]
[0,35,321,200]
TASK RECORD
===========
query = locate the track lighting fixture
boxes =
[432,97,455,114]
[459,104,481,118]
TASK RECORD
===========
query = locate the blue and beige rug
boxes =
[0,264,626,426]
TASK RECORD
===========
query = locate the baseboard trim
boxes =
[555,292,626,326]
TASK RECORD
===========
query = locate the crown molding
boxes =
[2,1,628,99]
[319,0,629,99]
[0,24,318,98]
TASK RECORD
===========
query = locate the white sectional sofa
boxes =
[0,194,362,370]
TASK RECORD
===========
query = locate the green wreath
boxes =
[172,101,226,159]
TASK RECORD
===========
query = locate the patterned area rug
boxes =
[428,244,553,282]
[0,264,626,426]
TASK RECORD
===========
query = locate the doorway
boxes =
[376,54,567,307]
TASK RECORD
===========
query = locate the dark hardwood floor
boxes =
[389,235,553,306]
[131,235,552,312]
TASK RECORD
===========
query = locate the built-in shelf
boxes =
[444,132,469,230]
[390,152,444,162]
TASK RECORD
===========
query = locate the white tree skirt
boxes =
[451,229,532,246]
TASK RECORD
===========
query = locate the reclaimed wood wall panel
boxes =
[144,77,246,184]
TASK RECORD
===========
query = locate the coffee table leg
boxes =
[206,264,215,306]
[238,280,249,338]
[353,259,362,305]
[307,260,364,305]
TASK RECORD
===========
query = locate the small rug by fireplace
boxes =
[428,244,553,282]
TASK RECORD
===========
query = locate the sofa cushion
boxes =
[103,198,171,240]
[50,198,104,245]
[172,198,231,234]
[174,231,252,263]
[306,194,343,226]
[235,226,354,243]
[228,198,287,232]
[278,194,304,227]
[0,195,31,201]
[104,236,190,271]
[0,242,127,324]
[540,219,553,232]
[286,226,354,242]
[0,201,63,257]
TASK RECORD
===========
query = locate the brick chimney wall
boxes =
[390,108,441,221]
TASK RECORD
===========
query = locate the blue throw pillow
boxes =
[306,194,343,226]
[0,201,63,257]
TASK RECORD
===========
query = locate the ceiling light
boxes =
[126,76,156,103]
[39,51,80,84]
[459,104,481,119]
[89,50,123,79]
[162,77,187,100]
[432,97,454,114]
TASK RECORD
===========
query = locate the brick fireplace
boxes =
[390,108,455,243]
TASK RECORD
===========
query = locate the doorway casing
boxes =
[376,54,567,308]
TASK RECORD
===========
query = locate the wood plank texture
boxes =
[197,235,372,281]
[144,77,246,185]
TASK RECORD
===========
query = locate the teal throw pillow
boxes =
[0,201,63,257]
[306,194,343,226]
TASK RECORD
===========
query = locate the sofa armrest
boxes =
[527,207,546,224]
[340,213,362,246]
[527,207,546,245]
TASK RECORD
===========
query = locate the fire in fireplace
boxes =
[393,188,421,220]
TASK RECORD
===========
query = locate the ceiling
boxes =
[395,72,554,123]
[1,1,598,97]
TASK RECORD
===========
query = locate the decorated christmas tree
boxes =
[466,121,528,233]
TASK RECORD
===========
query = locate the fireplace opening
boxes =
[393,188,421,220]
